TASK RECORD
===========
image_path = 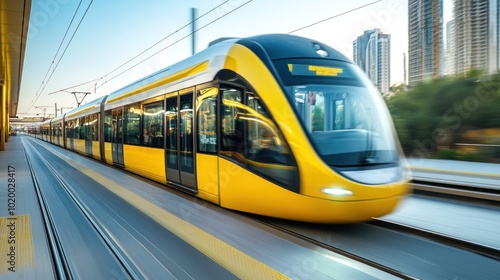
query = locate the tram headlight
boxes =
[321,187,353,197]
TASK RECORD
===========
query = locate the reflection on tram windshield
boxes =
[291,84,398,166]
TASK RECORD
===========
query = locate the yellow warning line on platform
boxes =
[47,146,288,279]
[0,215,34,274]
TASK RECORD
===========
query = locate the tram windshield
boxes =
[277,59,400,168]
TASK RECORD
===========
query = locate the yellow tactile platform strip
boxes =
[0,215,34,274]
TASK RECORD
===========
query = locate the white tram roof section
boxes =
[103,38,239,110]
[51,110,65,123]
[39,119,51,127]
[64,96,107,120]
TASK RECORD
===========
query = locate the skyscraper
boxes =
[408,0,444,87]
[353,30,377,72]
[353,29,391,94]
[488,0,500,73]
[445,20,456,76]
[453,0,499,75]
[491,0,500,73]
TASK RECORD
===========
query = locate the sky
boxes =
[19,0,453,119]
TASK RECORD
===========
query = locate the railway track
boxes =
[411,179,500,203]
[22,136,500,279]
[26,147,68,280]
[255,217,418,280]
[252,181,500,280]
[370,218,500,261]
[254,216,500,279]
[251,178,500,279]
[24,137,254,279]
[24,140,140,279]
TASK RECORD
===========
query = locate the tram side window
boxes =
[104,111,111,142]
[142,101,164,147]
[197,87,217,153]
[180,93,194,153]
[165,98,177,151]
[245,93,295,164]
[88,113,98,141]
[54,123,60,137]
[53,123,57,137]
[65,120,73,138]
[124,104,141,144]
[70,120,76,139]
[219,85,298,191]
[94,113,99,141]
[64,121,69,138]
[79,117,85,140]
[84,116,89,140]
[220,87,245,161]
[70,119,75,139]
[85,115,89,140]
[73,118,80,139]
[53,122,62,138]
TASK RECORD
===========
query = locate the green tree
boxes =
[385,73,500,158]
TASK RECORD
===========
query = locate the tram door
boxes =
[85,115,92,156]
[54,122,61,146]
[111,109,124,166]
[165,92,196,191]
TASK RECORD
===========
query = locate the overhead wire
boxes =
[288,0,381,34]
[46,77,102,95]
[93,0,253,91]
[96,0,381,91]
[41,0,235,98]
[45,0,94,93]
[92,0,377,92]
[24,0,84,114]
[100,0,230,80]
[24,0,94,114]
[31,0,377,113]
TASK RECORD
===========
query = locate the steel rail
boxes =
[44,159,146,280]
[371,218,500,261]
[254,218,417,280]
[23,140,71,280]
[411,179,500,204]
[26,138,145,280]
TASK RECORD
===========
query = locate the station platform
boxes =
[407,157,500,189]
[0,135,54,278]
[1,135,499,279]
[386,157,500,251]
[408,157,500,176]
[1,135,402,280]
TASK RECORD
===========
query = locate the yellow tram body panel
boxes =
[104,142,113,165]
[195,153,220,204]
[218,158,403,223]
[64,139,73,150]
[91,141,101,160]
[68,138,86,154]
[123,145,166,183]
[65,139,101,160]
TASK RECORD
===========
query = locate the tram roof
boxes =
[84,34,352,111]
[103,38,238,109]
[65,96,106,120]
[238,34,351,62]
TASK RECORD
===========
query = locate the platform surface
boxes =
[0,135,55,279]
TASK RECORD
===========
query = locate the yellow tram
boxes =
[35,34,410,223]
